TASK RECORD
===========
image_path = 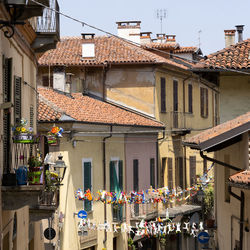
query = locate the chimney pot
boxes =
[140,32,152,44]
[81,33,95,58]
[224,29,236,48]
[235,25,244,43]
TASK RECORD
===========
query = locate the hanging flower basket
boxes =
[47,134,58,145]
[13,133,34,143]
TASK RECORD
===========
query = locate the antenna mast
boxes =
[156,9,167,34]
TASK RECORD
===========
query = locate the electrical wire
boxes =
[30,0,250,76]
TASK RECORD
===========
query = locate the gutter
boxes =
[228,187,244,250]
[102,126,112,246]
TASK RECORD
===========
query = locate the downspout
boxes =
[103,126,112,245]
[102,63,109,100]
[157,130,165,187]
[228,187,244,250]
[183,75,192,188]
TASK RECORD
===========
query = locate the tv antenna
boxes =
[156,9,167,34]
[198,30,202,48]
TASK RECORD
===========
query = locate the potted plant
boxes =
[159,234,167,249]
[47,126,63,145]
[28,156,43,185]
[204,184,215,228]
[128,237,135,250]
[12,118,34,143]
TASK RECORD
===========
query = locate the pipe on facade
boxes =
[200,151,241,171]
[102,126,112,245]
[157,130,165,187]
[228,187,244,250]
[102,63,109,100]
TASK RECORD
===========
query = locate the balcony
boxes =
[79,229,98,249]
[2,139,59,220]
[167,112,191,136]
[1,0,49,20]
[31,0,60,53]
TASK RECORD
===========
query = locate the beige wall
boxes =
[53,134,127,250]
[215,132,249,250]
[220,74,250,123]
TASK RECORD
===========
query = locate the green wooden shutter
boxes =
[14,76,22,125]
[83,162,92,211]
[160,77,166,112]
[110,161,115,192]
[118,160,123,191]
[200,87,204,117]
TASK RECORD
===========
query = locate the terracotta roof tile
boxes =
[229,170,250,185]
[38,36,187,70]
[174,47,199,53]
[38,87,165,128]
[184,112,250,145]
[195,39,250,69]
[141,42,179,50]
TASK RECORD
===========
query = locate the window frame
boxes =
[200,87,209,118]
[160,77,166,113]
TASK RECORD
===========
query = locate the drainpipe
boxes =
[102,63,109,100]
[200,151,241,171]
[157,130,165,187]
[228,187,244,250]
[102,126,112,246]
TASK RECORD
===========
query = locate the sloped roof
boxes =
[195,39,250,69]
[174,47,200,54]
[183,112,250,151]
[229,170,250,187]
[38,36,187,69]
[38,87,165,128]
[141,42,179,50]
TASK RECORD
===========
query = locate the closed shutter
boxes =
[203,158,207,175]
[189,156,196,186]
[133,159,139,191]
[14,76,22,125]
[150,158,155,188]
[205,88,208,117]
[161,158,166,186]
[3,57,12,174]
[110,161,116,192]
[83,162,92,211]
[167,158,173,190]
[188,84,193,113]
[179,157,184,189]
[160,77,166,112]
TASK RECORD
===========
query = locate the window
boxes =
[188,84,193,113]
[160,77,166,112]
[82,160,92,211]
[161,158,166,186]
[200,87,208,117]
[203,158,207,175]
[42,75,53,87]
[167,158,173,190]
[175,157,183,189]
[189,156,196,186]
[214,92,219,125]
[110,160,123,221]
[150,158,155,188]
[173,80,178,112]
[133,159,139,216]
[3,56,12,173]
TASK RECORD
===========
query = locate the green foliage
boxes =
[128,237,134,247]
[204,184,214,219]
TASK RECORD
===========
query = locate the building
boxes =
[193,25,250,124]
[183,112,250,250]
[0,0,60,249]
[38,86,164,250]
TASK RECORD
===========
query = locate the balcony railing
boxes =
[33,0,59,35]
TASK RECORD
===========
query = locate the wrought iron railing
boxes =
[39,188,59,207]
[31,0,59,36]
[130,202,158,219]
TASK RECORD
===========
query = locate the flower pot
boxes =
[47,135,58,145]
[14,133,33,143]
[28,171,42,185]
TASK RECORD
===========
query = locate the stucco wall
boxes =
[220,75,250,123]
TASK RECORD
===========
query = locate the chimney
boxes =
[116,21,141,44]
[235,25,244,43]
[140,32,152,44]
[224,30,236,48]
[81,33,95,58]
[166,35,176,44]
[156,33,166,43]
[53,66,66,92]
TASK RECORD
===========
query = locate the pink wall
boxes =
[125,135,157,192]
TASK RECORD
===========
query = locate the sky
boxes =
[59,0,250,56]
